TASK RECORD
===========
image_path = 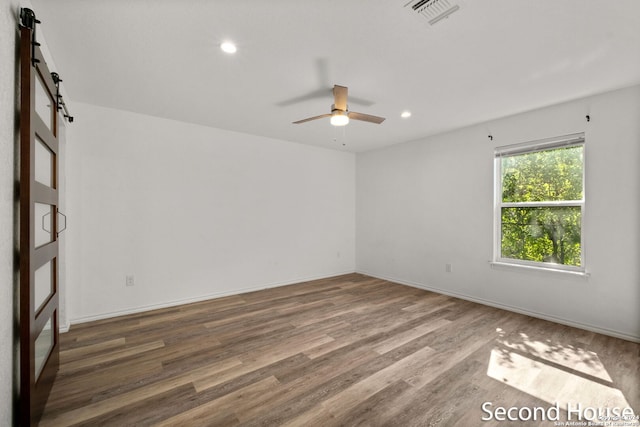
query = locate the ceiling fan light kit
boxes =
[293,85,385,127]
[330,110,349,126]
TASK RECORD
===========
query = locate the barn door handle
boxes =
[41,210,66,236]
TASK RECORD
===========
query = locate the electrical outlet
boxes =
[445,263,452,273]
[126,275,135,286]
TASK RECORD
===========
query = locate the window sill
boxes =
[489,261,590,279]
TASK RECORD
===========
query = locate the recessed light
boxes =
[220,41,237,54]
[401,111,412,118]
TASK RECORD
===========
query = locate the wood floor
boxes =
[40,274,640,426]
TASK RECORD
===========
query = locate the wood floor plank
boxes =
[233,349,382,423]
[321,345,436,419]
[156,376,281,426]
[326,379,414,427]
[372,318,451,354]
[41,357,243,426]
[193,333,334,393]
[59,337,126,363]
[40,274,640,426]
[57,340,165,375]
[42,360,165,417]
[388,358,488,426]
[302,337,353,359]
[76,383,198,427]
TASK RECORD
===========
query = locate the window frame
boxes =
[493,133,586,274]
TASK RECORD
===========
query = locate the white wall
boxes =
[0,3,20,424]
[65,103,355,322]
[357,85,640,341]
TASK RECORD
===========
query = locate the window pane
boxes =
[501,206,581,266]
[35,203,53,248]
[35,74,54,132]
[502,146,583,203]
[34,259,53,312]
[35,317,53,380]
[35,136,53,187]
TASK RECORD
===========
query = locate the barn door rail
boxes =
[19,7,74,123]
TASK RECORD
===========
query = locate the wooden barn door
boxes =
[19,10,65,425]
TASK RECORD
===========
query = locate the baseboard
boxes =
[67,270,356,327]
[356,270,640,343]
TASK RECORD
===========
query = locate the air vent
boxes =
[404,0,460,25]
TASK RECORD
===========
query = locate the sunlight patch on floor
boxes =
[499,332,612,382]
[487,329,639,425]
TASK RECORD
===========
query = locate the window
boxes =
[494,133,585,272]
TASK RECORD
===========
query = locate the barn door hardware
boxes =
[42,210,67,237]
[19,8,74,123]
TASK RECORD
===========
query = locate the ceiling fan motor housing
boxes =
[331,104,348,113]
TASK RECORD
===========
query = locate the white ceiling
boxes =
[30,0,640,152]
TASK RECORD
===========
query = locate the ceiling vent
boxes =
[404,0,460,25]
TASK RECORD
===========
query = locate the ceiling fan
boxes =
[292,85,385,127]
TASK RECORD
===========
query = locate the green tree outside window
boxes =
[498,143,584,268]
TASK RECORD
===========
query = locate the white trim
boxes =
[356,270,640,343]
[66,271,355,326]
[495,132,585,157]
[489,261,589,278]
[494,255,585,274]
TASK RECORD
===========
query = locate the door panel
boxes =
[34,73,54,133]
[34,136,53,187]
[34,260,53,313]
[34,317,54,379]
[34,203,53,248]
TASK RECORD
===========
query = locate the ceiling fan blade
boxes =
[333,85,348,111]
[292,113,331,124]
[348,111,386,124]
